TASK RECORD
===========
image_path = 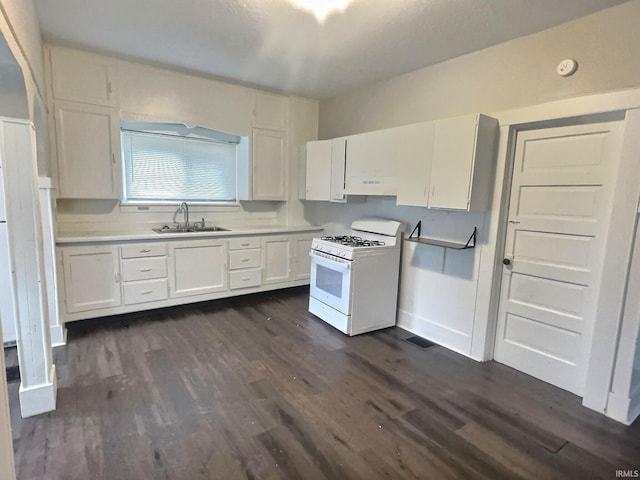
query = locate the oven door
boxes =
[309,251,352,315]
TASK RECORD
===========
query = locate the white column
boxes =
[1,118,56,417]
[38,177,65,346]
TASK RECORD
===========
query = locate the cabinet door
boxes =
[253,92,288,130]
[50,48,113,106]
[62,245,121,313]
[302,140,332,201]
[292,235,313,283]
[396,122,435,207]
[55,101,121,199]
[345,128,399,195]
[169,240,228,298]
[263,236,292,285]
[429,115,478,210]
[330,137,347,203]
[252,128,287,200]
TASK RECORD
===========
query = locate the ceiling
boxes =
[34,0,629,100]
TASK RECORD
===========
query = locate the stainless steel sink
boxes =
[153,226,231,234]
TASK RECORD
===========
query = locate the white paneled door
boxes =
[494,121,623,396]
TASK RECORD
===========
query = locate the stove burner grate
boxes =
[320,235,385,247]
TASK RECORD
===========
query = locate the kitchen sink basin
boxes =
[153,226,231,234]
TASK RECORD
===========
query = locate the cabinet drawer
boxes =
[228,237,261,250]
[121,256,167,281]
[228,249,261,270]
[121,243,166,258]
[123,278,168,305]
[229,269,262,290]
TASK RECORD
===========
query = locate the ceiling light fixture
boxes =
[288,0,352,23]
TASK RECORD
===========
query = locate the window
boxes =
[121,122,243,204]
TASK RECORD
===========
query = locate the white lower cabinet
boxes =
[120,243,168,305]
[228,237,263,290]
[292,235,313,282]
[61,245,121,313]
[263,236,293,285]
[123,279,168,305]
[169,239,228,298]
[57,230,320,322]
[263,233,315,284]
[229,269,262,290]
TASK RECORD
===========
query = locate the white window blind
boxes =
[121,130,238,203]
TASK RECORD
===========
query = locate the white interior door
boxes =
[494,121,623,396]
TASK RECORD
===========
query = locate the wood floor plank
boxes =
[6,287,640,479]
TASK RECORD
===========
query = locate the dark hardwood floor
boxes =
[8,287,640,479]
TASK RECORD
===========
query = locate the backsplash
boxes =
[55,198,285,234]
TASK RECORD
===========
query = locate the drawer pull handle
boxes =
[140,267,153,272]
[241,243,250,247]
[241,258,250,262]
[140,249,151,253]
[242,277,251,281]
[140,290,153,295]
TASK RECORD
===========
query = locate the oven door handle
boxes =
[309,251,352,270]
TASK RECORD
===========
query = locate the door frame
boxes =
[477,89,640,417]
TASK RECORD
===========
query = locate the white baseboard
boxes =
[606,383,640,425]
[397,309,472,358]
[628,383,640,425]
[50,325,66,347]
[18,365,57,418]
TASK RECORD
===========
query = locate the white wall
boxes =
[319,0,640,138]
[51,46,318,234]
[309,1,640,359]
[0,0,44,94]
[0,69,28,118]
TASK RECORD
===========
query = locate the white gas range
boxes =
[308,218,403,336]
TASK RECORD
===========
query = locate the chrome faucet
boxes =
[173,202,190,230]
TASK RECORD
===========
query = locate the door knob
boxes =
[503,258,512,266]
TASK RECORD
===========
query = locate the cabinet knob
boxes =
[503,258,512,266]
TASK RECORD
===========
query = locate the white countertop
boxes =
[56,225,323,244]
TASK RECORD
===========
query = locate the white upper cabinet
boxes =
[330,137,348,203]
[300,139,332,201]
[54,101,122,199]
[253,92,288,130]
[428,114,498,211]
[395,121,436,207]
[49,47,113,106]
[247,92,289,201]
[344,128,399,196]
[249,128,288,201]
